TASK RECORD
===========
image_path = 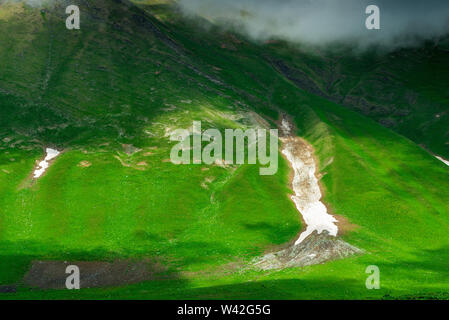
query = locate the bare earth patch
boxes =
[23,259,170,290]
[334,214,359,236]
[78,161,92,168]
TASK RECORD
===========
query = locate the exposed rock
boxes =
[253,231,363,270]
[122,144,141,155]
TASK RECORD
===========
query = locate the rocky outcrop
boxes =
[253,231,363,270]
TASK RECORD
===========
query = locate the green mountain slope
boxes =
[0,0,448,299]
[264,38,449,159]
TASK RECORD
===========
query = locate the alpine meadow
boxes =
[0,0,448,301]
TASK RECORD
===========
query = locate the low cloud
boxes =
[178,0,449,50]
[1,0,57,7]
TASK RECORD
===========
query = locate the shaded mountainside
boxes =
[264,39,449,159]
[0,0,448,299]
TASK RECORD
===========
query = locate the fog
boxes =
[178,0,449,50]
[4,0,448,50]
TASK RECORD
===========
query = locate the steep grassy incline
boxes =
[0,1,448,299]
[0,0,300,286]
[264,40,449,159]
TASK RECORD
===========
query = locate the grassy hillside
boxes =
[0,0,301,286]
[264,39,449,159]
[0,0,448,299]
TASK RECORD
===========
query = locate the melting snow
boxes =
[33,148,60,178]
[435,155,449,166]
[280,118,338,245]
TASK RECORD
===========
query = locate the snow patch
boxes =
[280,118,338,245]
[435,155,449,166]
[33,148,60,178]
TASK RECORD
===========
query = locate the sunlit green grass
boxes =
[0,0,448,300]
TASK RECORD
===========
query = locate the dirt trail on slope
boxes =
[253,115,362,270]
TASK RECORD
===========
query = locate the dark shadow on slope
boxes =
[22,259,172,290]
[242,222,297,245]
[166,278,389,300]
[0,238,185,292]
[0,0,225,151]
[0,237,237,292]
[379,245,449,277]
